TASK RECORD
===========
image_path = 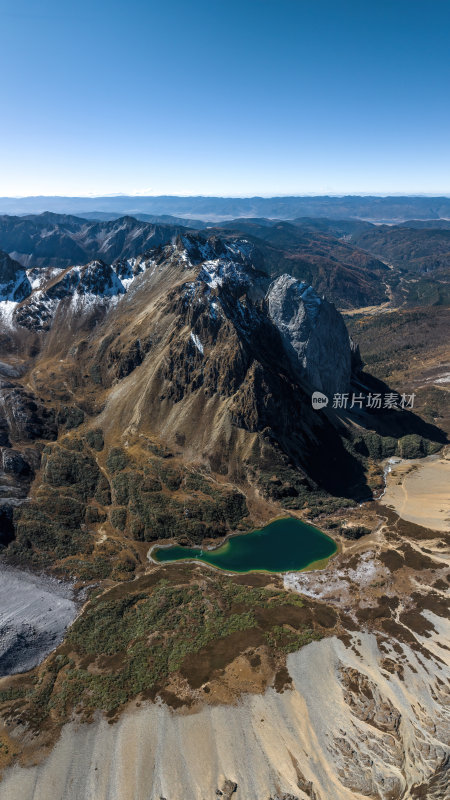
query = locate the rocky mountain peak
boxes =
[76,259,125,297]
[1,233,354,406]
[172,232,260,269]
[173,234,267,305]
[267,273,351,396]
[0,251,24,284]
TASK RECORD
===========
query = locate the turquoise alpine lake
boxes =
[151,517,337,573]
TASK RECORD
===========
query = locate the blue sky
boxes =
[1,0,449,196]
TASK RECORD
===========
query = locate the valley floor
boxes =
[380,451,450,532]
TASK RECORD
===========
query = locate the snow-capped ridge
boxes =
[74,260,125,298]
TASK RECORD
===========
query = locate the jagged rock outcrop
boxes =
[266,274,351,396]
[1,448,32,477]
[15,259,125,331]
[0,384,56,442]
[0,250,31,303]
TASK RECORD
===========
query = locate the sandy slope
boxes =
[1,629,448,800]
[380,453,450,531]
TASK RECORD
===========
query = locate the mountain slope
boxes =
[0,231,448,800]
[351,223,450,273]
[1,231,444,577]
[0,232,367,577]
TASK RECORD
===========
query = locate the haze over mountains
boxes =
[2,194,450,222]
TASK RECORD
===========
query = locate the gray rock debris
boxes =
[0,563,77,675]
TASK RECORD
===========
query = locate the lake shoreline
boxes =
[148,516,338,575]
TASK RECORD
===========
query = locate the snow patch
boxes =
[27,267,63,291]
[199,259,224,288]
[434,373,450,384]
[0,301,18,328]
[190,331,204,354]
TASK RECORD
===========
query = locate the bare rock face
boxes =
[217,779,238,798]
[266,274,351,396]
[0,250,31,303]
[0,385,56,442]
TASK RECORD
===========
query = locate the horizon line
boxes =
[2,192,450,200]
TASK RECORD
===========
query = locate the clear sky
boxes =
[1,0,449,197]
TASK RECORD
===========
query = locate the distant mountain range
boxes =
[2,211,450,309]
[0,212,391,308]
[0,213,187,270]
[1,195,450,222]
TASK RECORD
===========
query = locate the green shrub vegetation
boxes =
[56,405,85,430]
[85,428,104,451]
[3,575,321,724]
[397,434,441,459]
[10,502,92,567]
[256,466,309,506]
[265,625,321,654]
[102,454,248,544]
[42,444,99,500]
[85,506,107,525]
[110,507,127,531]
[353,432,398,460]
[95,474,111,505]
[57,557,113,580]
[7,440,100,569]
[106,447,128,473]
